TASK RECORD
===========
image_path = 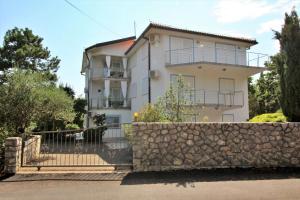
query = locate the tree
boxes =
[0,69,75,132]
[0,27,60,83]
[255,58,281,114]
[73,98,86,128]
[92,114,107,143]
[59,84,75,99]
[248,77,260,119]
[157,75,192,122]
[274,9,300,121]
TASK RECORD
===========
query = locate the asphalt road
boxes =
[1,169,300,200]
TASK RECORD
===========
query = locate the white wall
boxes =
[128,31,251,122]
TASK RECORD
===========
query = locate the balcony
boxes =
[91,67,130,80]
[89,97,131,109]
[165,46,269,68]
[179,90,244,109]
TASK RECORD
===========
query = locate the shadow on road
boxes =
[121,168,300,187]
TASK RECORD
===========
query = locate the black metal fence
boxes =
[21,125,132,168]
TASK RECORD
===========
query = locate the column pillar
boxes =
[122,57,127,78]
[106,55,111,77]
[104,79,110,108]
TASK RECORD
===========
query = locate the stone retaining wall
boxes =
[5,135,41,173]
[132,123,300,172]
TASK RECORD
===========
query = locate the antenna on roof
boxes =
[134,21,136,37]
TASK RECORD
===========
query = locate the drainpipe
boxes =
[143,37,151,103]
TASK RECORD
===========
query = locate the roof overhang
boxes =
[125,23,258,56]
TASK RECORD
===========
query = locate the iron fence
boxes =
[21,124,132,167]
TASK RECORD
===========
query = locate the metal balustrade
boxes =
[91,67,130,79]
[89,97,131,109]
[165,46,269,67]
[179,90,244,108]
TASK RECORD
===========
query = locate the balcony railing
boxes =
[179,90,244,108]
[89,97,131,109]
[91,67,129,79]
[165,46,269,67]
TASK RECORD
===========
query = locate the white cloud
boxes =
[214,0,300,23]
[257,19,283,34]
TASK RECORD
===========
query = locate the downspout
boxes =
[143,37,151,103]
[84,50,91,128]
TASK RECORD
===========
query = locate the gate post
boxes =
[4,137,22,174]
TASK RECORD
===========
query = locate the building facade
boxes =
[82,23,267,128]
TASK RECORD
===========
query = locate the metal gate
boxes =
[21,124,132,168]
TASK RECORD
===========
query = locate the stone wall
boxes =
[132,123,300,172]
[4,137,22,173]
[5,135,41,173]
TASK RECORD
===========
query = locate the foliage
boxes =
[157,75,192,122]
[248,77,260,119]
[0,70,75,132]
[122,124,133,144]
[136,104,168,122]
[73,98,86,128]
[274,9,300,122]
[0,27,60,83]
[249,113,287,122]
[255,59,281,114]
[92,114,107,143]
[248,57,281,118]
[59,84,75,99]
[65,123,80,130]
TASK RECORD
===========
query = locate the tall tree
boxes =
[274,9,300,122]
[0,27,60,83]
[255,58,281,114]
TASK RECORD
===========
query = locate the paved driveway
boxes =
[1,169,300,200]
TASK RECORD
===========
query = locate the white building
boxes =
[81,23,267,127]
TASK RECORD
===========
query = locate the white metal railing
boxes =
[91,67,129,79]
[89,96,131,109]
[179,90,244,107]
[165,46,269,67]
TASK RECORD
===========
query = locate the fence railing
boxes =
[22,124,132,167]
[89,97,131,109]
[165,46,269,67]
[179,90,244,107]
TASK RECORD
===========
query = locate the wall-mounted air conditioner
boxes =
[149,70,159,79]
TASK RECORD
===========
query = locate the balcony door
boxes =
[216,43,236,65]
[170,36,193,64]
[219,78,235,106]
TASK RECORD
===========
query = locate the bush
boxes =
[122,124,133,144]
[137,104,168,122]
[65,123,80,130]
[249,113,287,122]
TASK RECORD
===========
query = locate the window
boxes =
[142,77,149,95]
[106,115,120,128]
[170,74,195,89]
[130,83,137,98]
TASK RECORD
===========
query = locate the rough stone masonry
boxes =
[132,122,300,172]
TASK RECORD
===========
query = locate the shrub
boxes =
[137,104,168,122]
[122,124,133,144]
[249,113,287,122]
[65,123,80,130]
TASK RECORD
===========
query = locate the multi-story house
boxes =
[81,23,267,128]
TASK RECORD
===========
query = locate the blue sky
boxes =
[0,0,299,96]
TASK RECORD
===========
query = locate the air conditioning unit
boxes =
[149,70,159,79]
[149,34,160,45]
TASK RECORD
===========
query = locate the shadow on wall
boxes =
[121,168,300,187]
